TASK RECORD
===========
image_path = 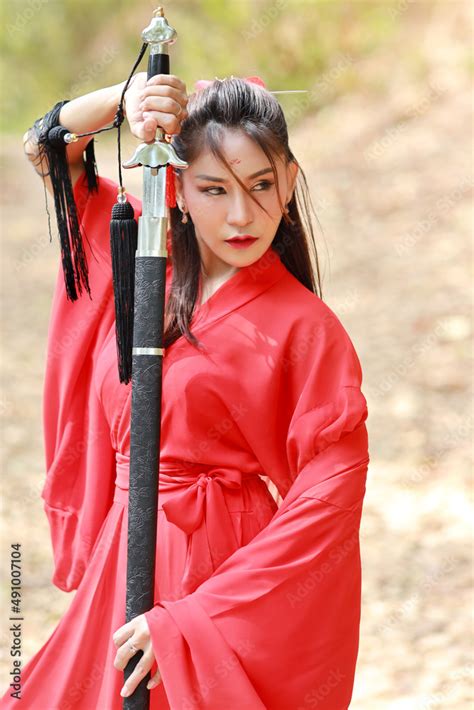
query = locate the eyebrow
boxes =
[194,167,273,183]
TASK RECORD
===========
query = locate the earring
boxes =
[179,204,189,224]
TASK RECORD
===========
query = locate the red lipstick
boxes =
[225,235,258,249]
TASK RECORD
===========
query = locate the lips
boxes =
[225,235,257,242]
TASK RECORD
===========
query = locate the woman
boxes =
[2,72,370,709]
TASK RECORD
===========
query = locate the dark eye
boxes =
[253,180,274,191]
[201,186,225,196]
[201,180,274,196]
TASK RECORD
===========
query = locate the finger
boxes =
[112,621,135,648]
[130,109,186,143]
[113,636,140,671]
[146,668,162,690]
[141,110,185,137]
[139,95,187,119]
[140,85,188,111]
[146,73,187,93]
[120,648,155,698]
[127,111,158,142]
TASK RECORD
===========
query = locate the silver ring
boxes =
[128,641,139,654]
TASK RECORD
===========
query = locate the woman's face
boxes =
[175,128,298,279]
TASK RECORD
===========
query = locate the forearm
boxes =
[24,76,138,170]
[58,79,128,137]
[58,79,129,164]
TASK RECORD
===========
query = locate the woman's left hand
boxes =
[112,614,162,697]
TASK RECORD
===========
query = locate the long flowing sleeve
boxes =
[144,303,370,709]
[40,171,140,593]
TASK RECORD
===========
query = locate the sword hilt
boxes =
[142,6,177,142]
[122,6,187,171]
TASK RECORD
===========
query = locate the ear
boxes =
[286,160,299,203]
[174,169,185,205]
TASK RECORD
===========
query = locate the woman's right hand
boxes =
[124,71,188,143]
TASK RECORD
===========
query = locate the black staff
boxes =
[119,6,188,709]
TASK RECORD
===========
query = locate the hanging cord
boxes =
[66,39,149,384]
[106,41,149,385]
[115,42,149,190]
[69,41,149,159]
[35,40,149,379]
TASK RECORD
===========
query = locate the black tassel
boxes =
[84,139,99,193]
[107,40,148,384]
[110,190,138,385]
[29,40,150,382]
[36,104,92,302]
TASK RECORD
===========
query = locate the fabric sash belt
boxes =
[113,451,260,594]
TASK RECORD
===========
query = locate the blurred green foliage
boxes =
[1,0,424,134]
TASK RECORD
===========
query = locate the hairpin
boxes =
[194,75,308,96]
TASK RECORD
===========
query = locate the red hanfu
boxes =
[1,170,370,709]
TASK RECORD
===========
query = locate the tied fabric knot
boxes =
[162,468,243,534]
[161,467,245,594]
[194,75,267,92]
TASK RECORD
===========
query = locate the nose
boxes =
[226,190,253,228]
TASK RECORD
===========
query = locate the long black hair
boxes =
[164,77,324,349]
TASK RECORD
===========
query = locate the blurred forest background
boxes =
[1,0,472,708]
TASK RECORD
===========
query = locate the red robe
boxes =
[0,170,369,709]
